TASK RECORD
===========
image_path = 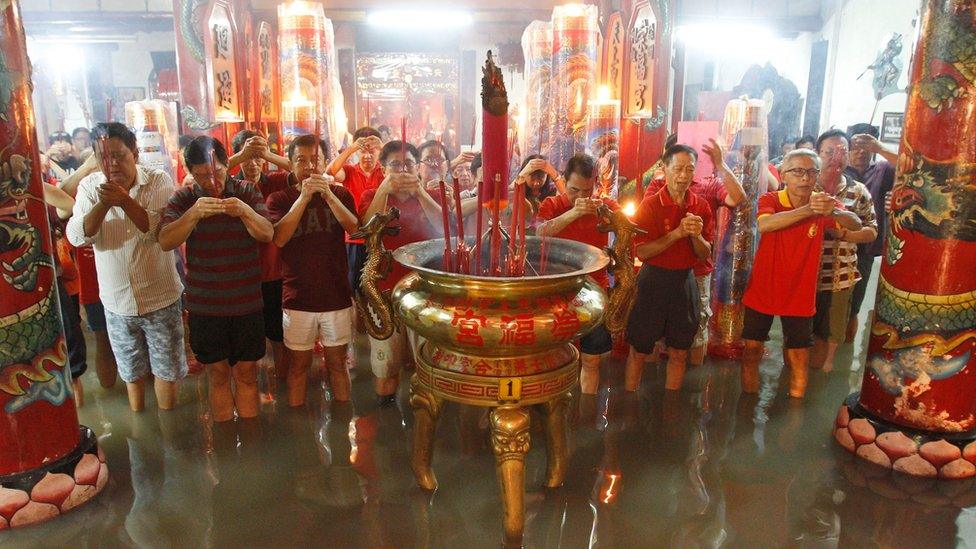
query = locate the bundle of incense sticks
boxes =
[209,148,220,196]
[438,181,453,272]
[474,180,484,274]
[313,115,322,170]
[452,180,467,274]
[106,98,113,123]
[97,135,111,179]
[400,115,407,157]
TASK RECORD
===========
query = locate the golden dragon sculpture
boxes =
[597,204,645,336]
[351,207,401,341]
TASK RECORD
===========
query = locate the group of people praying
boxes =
[43,119,894,420]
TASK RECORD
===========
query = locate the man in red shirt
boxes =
[358,141,444,404]
[327,127,385,291]
[537,154,618,395]
[740,149,862,397]
[266,135,360,408]
[644,139,746,365]
[625,145,713,392]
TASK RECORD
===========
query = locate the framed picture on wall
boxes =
[881,112,904,143]
[114,87,146,105]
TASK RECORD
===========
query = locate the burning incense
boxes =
[438,181,453,272]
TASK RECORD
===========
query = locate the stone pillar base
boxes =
[834,393,976,480]
[0,426,107,530]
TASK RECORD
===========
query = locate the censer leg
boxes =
[409,375,443,491]
[491,405,531,549]
[540,391,572,488]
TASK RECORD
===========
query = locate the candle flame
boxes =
[622,201,637,217]
[597,85,611,103]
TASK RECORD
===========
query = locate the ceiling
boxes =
[22,0,833,40]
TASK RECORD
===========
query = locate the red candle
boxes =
[475,180,484,274]
[438,181,453,272]
[452,180,466,273]
[490,174,502,276]
[481,52,510,208]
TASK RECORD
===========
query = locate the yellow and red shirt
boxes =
[743,190,838,317]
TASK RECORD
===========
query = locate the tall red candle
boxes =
[438,180,453,272]
[452,180,466,273]
[481,51,510,207]
[475,180,484,274]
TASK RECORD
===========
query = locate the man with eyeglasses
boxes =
[845,124,898,342]
[812,129,878,372]
[66,122,187,413]
[158,136,274,422]
[644,138,746,366]
[740,149,864,397]
[624,144,715,393]
[266,134,360,408]
[359,140,445,405]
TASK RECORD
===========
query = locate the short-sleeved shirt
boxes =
[342,163,385,244]
[743,190,836,317]
[65,166,183,316]
[358,188,440,292]
[537,194,620,288]
[632,186,714,271]
[845,161,895,258]
[646,178,728,276]
[248,171,291,281]
[159,178,268,316]
[818,175,877,291]
[267,184,357,312]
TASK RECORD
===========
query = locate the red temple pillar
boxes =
[834,0,976,479]
[0,0,106,529]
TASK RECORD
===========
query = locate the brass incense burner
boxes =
[392,236,608,547]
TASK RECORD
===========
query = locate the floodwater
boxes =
[3,271,976,548]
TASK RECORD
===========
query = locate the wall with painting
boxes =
[818,0,918,132]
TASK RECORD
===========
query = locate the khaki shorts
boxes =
[369,328,423,379]
[282,307,353,351]
[814,287,854,344]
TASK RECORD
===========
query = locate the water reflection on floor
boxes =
[3,317,976,548]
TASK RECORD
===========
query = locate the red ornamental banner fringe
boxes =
[549,4,599,171]
[708,99,769,359]
[521,20,553,158]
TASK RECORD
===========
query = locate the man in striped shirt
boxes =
[66,122,186,413]
[813,130,878,372]
[158,137,274,422]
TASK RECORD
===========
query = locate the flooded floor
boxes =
[3,282,976,548]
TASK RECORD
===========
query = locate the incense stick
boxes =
[438,180,453,272]
[475,180,484,274]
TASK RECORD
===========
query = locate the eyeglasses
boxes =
[782,168,821,179]
[821,147,849,157]
[387,160,416,171]
[422,157,445,167]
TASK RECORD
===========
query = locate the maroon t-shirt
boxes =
[358,188,441,292]
[266,184,357,312]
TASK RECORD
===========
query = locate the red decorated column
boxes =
[0,0,106,529]
[834,0,976,479]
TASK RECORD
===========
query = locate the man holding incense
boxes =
[266,135,360,408]
[359,140,445,405]
[537,153,619,395]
